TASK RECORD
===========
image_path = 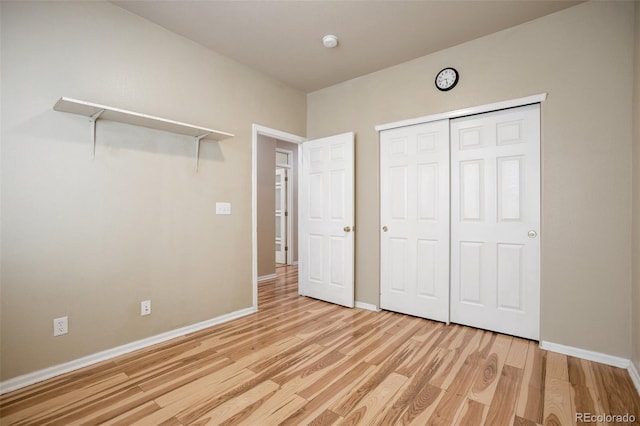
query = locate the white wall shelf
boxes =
[53,97,234,169]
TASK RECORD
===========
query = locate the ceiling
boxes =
[112,0,582,93]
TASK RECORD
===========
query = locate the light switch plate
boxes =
[216,202,231,215]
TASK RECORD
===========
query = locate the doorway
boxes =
[275,149,294,265]
[252,125,356,311]
[252,125,305,309]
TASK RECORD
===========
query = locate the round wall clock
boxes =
[435,67,459,91]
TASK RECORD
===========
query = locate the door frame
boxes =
[252,124,306,310]
[276,148,295,266]
[375,93,547,132]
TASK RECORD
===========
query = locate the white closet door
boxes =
[299,132,355,308]
[380,120,450,322]
[450,104,540,340]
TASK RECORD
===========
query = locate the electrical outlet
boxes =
[141,300,151,316]
[53,316,68,336]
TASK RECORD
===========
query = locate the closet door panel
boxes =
[380,120,450,322]
[450,104,540,340]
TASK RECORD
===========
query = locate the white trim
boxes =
[375,93,547,132]
[275,148,295,266]
[355,301,379,311]
[540,341,630,369]
[252,124,306,309]
[0,306,256,395]
[275,147,294,169]
[258,273,277,283]
[628,362,640,397]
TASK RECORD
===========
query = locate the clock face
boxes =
[435,67,459,91]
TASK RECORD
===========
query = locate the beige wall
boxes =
[307,1,635,358]
[0,1,306,381]
[633,0,640,372]
[257,135,277,278]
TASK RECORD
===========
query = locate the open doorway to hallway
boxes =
[254,125,304,307]
[257,136,299,276]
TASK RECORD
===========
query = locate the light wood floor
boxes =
[1,265,639,425]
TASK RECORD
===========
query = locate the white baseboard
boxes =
[539,341,640,398]
[355,301,378,311]
[257,273,277,282]
[0,306,257,395]
[540,340,630,368]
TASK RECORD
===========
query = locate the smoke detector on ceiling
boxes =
[322,35,339,49]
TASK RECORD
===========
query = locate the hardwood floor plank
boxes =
[513,415,541,426]
[188,380,279,425]
[567,356,600,424]
[545,351,569,382]
[399,383,444,424]
[3,265,640,425]
[0,372,130,424]
[102,400,162,426]
[375,347,448,425]
[222,388,307,426]
[425,340,488,425]
[454,399,487,426]
[592,362,640,421]
[395,324,451,378]
[469,333,512,405]
[506,338,530,369]
[484,364,523,425]
[339,372,408,425]
[283,362,375,425]
[331,343,414,416]
[516,342,547,424]
[308,409,341,426]
[441,331,483,390]
[543,378,574,426]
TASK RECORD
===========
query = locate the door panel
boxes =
[275,168,287,264]
[450,104,540,340]
[299,132,354,308]
[380,120,450,322]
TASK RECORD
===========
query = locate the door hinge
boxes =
[285,246,289,251]
[285,176,288,182]
[285,211,288,217]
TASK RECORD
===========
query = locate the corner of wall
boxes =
[632,0,640,374]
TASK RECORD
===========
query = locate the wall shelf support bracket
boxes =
[88,109,105,159]
[194,133,211,171]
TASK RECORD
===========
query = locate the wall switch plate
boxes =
[216,202,231,215]
[141,300,151,316]
[53,316,68,336]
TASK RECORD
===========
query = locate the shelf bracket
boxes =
[89,109,105,159]
[194,133,210,171]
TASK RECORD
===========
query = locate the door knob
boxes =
[528,230,538,238]
[382,226,388,232]
[344,226,351,232]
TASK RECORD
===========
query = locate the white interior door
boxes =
[299,132,355,307]
[275,168,287,264]
[450,104,540,340]
[380,120,450,322]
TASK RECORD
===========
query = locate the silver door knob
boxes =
[528,230,537,238]
[382,226,388,232]
[344,226,351,233]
